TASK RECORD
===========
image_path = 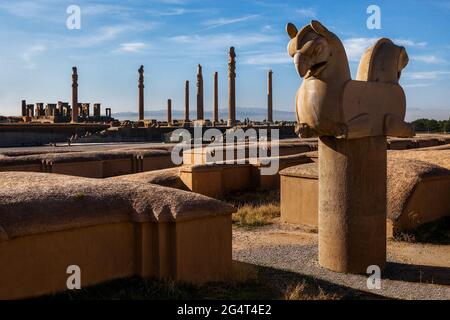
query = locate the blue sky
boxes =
[0,0,449,120]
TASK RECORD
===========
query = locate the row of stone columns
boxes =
[67,48,273,125]
[135,47,273,126]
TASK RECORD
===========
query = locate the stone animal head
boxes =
[356,38,409,83]
[286,20,350,80]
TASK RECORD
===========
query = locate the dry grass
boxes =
[283,281,339,300]
[226,190,280,228]
[233,203,280,228]
[393,217,450,244]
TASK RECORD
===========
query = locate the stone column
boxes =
[36,103,44,116]
[71,67,78,123]
[319,136,387,273]
[57,101,64,115]
[196,64,204,120]
[138,65,144,121]
[105,108,111,118]
[82,103,90,117]
[21,100,27,116]
[184,80,190,122]
[213,72,219,124]
[27,104,34,117]
[228,47,236,127]
[93,103,101,117]
[167,99,172,125]
[267,70,273,123]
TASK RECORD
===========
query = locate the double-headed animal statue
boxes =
[287,20,414,139]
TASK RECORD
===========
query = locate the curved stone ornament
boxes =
[286,20,414,274]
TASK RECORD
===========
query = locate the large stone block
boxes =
[112,167,187,190]
[280,163,318,227]
[0,149,177,179]
[182,141,316,165]
[280,152,450,236]
[0,172,234,299]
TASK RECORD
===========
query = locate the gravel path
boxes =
[233,221,450,300]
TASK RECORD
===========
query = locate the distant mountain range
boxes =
[113,107,296,122]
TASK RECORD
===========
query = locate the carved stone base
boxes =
[318,136,387,273]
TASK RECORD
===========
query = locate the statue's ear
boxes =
[310,20,332,38]
[286,23,298,39]
[398,47,409,71]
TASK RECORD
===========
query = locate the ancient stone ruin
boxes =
[286,20,414,273]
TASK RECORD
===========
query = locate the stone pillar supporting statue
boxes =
[138,65,145,121]
[227,47,236,127]
[286,20,413,273]
[267,70,273,123]
[196,64,204,120]
[21,100,27,117]
[184,80,190,122]
[71,67,78,123]
[213,72,219,125]
[167,99,172,125]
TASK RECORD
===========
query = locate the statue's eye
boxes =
[299,40,315,54]
[313,44,323,56]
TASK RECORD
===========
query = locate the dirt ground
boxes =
[233,219,450,300]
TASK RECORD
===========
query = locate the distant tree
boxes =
[411,118,450,133]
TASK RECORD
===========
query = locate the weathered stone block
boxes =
[0,172,234,299]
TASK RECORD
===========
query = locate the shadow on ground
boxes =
[37,262,386,300]
[384,262,450,286]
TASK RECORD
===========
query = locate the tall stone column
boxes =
[319,136,387,273]
[228,47,236,127]
[213,72,219,124]
[196,64,204,120]
[93,103,101,117]
[138,65,145,121]
[71,67,78,123]
[267,70,273,123]
[21,100,27,116]
[184,80,190,122]
[167,99,172,125]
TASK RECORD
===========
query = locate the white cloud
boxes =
[201,14,260,31]
[116,42,148,53]
[393,39,427,47]
[403,83,433,88]
[403,71,450,80]
[21,44,46,68]
[68,22,157,48]
[343,37,378,62]
[296,8,316,18]
[147,7,204,16]
[0,1,46,18]
[170,33,279,52]
[343,37,429,62]
[82,4,130,16]
[70,25,127,48]
[242,52,291,65]
[411,55,444,64]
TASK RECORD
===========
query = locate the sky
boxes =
[0,0,449,121]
